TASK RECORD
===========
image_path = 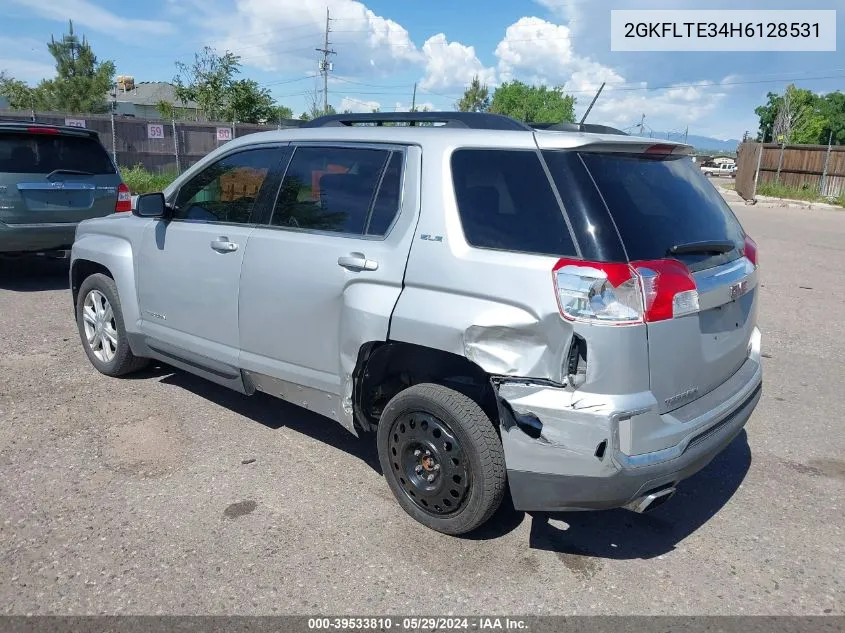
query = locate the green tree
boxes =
[488,80,576,123]
[455,75,490,112]
[755,84,832,144]
[0,72,46,110]
[819,92,845,145]
[754,92,780,142]
[272,104,294,121]
[36,21,115,113]
[224,78,275,123]
[174,47,241,121]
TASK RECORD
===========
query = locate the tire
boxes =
[377,383,506,535]
[76,273,149,377]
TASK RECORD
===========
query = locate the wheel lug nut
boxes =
[413,449,421,457]
[415,465,423,474]
[433,464,440,471]
[427,474,435,482]
[425,450,431,456]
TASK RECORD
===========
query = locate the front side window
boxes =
[270,146,393,235]
[173,148,281,223]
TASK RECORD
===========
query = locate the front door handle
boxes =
[338,253,378,271]
[210,237,239,253]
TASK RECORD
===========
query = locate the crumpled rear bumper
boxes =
[495,353,762,512]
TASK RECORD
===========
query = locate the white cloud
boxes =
[494,16,727,133]
[339,96,380,112]
[534,0,581,28]
[393,101,435,112]
[0,58,55,84]
[208,0,421,78]
[420,34,495,91]
[9,0,174,36]
[0,36,55,84]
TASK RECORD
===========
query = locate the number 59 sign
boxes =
[147,124,165,139]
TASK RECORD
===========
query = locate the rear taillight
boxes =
[115,183,131,212]
[743,235,758,267]
[27,127,59,135]
[553,258,699,325]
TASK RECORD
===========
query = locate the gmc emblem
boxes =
[729,280,748,301]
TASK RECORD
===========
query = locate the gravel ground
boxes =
[0,203,843,615]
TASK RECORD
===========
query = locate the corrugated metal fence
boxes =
[0,110,301,174]
[736,140,845,201]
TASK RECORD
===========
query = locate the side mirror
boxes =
[133,192,168,218]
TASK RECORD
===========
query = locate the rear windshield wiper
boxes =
[46,169,94,178]
[667,240,736,256]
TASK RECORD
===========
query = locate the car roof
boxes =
[219,125,692,154]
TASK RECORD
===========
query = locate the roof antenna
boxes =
[579,82,605,126]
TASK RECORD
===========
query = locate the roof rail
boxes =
[531,122,629,136]
[302,111,532,131]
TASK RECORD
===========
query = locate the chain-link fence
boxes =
[0,109,302,174]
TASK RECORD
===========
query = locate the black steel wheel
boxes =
[388,412,470,515]
[377,383,506,535]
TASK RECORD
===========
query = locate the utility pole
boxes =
[684,126,688,144]
[315,8,335,114]
[579,82,605,125]
[638,113,645,136]
[411,82,417,112]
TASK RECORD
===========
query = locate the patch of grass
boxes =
[120,164,178,194]
[756,181,825,203]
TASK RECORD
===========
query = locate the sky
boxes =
[1,0,843,140]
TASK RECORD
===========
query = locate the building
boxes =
[111,77,200,120]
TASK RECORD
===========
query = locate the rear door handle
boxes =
[338,253,378,271]
[210,237,239,253]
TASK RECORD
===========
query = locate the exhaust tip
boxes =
[624,486,676,514]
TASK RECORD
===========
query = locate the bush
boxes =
[120,165,178,194]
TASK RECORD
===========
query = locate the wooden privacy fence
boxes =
[735,140,845,201]
[0,110,301,174]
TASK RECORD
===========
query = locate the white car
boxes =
[701,163,736,178]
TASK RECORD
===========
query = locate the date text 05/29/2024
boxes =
[307,617,528,630]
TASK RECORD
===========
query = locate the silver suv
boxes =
[70,112,762,535]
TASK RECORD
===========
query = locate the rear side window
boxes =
[0,132,115,174]
[451,149,576,257]
[574,152,744,262]
[271,146,391,235]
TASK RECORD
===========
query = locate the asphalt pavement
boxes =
[0,202,842,615]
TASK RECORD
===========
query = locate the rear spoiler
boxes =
[0,121,100,139]
[535,133,694,156]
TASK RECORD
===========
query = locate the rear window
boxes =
[0,132,115,175]
[451,149,576,257]
[573,152,743,262]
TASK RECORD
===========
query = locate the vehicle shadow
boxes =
[523,431,752,560]
[136,362,751,551]
[151,365,383,474]
[0,255,70,291]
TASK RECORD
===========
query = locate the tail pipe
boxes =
[624,486,677,514]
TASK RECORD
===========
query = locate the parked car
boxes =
[0,121,130,256]
[701,162,736,178]
[70,112,762,535]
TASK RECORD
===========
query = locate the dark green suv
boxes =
[0,122,129,255]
